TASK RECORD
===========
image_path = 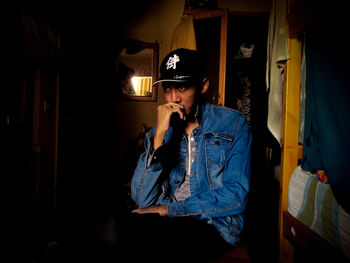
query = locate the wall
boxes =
[113,0,185,161]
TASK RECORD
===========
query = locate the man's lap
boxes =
[90,213,232,262]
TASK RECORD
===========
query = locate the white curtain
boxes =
[266,0,290,144]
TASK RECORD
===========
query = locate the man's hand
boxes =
[132,205,169,217]
[154,103,185,149]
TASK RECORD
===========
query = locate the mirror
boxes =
[117,40,159,101]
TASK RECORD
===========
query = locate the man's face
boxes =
[163,84,198,117]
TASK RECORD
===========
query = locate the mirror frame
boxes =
[119,40,159,102]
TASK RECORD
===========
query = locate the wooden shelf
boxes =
[232,56,252,60]
[183,9,224,19]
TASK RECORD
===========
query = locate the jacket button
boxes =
[179,158,185,162]
[215,141,220,146]
[175,180,180,184]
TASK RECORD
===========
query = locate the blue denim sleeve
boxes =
[167,117,252,219]
[131,127,172,208]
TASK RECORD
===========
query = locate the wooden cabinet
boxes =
[186,10,268,105]
[225,14,269,130]
[187,9,269,133]
[23,61,60,234]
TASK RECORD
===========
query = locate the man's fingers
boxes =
[167,104,185,120]
[177,109,185,120]
[132,205,169,216]
[167,103,183,111]
[156,103,186,136]
[172,108,185,120]
[132,207,156,214]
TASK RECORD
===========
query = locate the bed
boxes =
[284,166,350,261]
[278,0,350,262]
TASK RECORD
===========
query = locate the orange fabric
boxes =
[171,15,197,51]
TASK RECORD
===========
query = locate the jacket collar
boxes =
[193,101,210,133]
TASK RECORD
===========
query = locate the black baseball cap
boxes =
[152,48,206,86]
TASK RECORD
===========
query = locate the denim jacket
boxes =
[131,102,251,245]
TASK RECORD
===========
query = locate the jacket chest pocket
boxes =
[205,133,233,189]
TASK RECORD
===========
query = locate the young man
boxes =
[59,48,250,263]
[127,48,252,262]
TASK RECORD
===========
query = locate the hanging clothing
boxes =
[21,12,60,59]
[236,74,251,128]
[266,0,290,144]
[299,36,307,144]
[171,15,197,51]
[302,18,350,214]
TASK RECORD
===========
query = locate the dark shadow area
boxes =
[1,2,158,262]
[224,14,280,263]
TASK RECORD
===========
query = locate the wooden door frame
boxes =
[278,36,302,263]
[184,9,228,106]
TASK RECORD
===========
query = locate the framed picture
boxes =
[117,40,159,101]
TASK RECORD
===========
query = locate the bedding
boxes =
[288,165,350,259]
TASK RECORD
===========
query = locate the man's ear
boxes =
[201,78,209,94]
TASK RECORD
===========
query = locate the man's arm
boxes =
[131,131,165,208]
[131,103,184,210]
